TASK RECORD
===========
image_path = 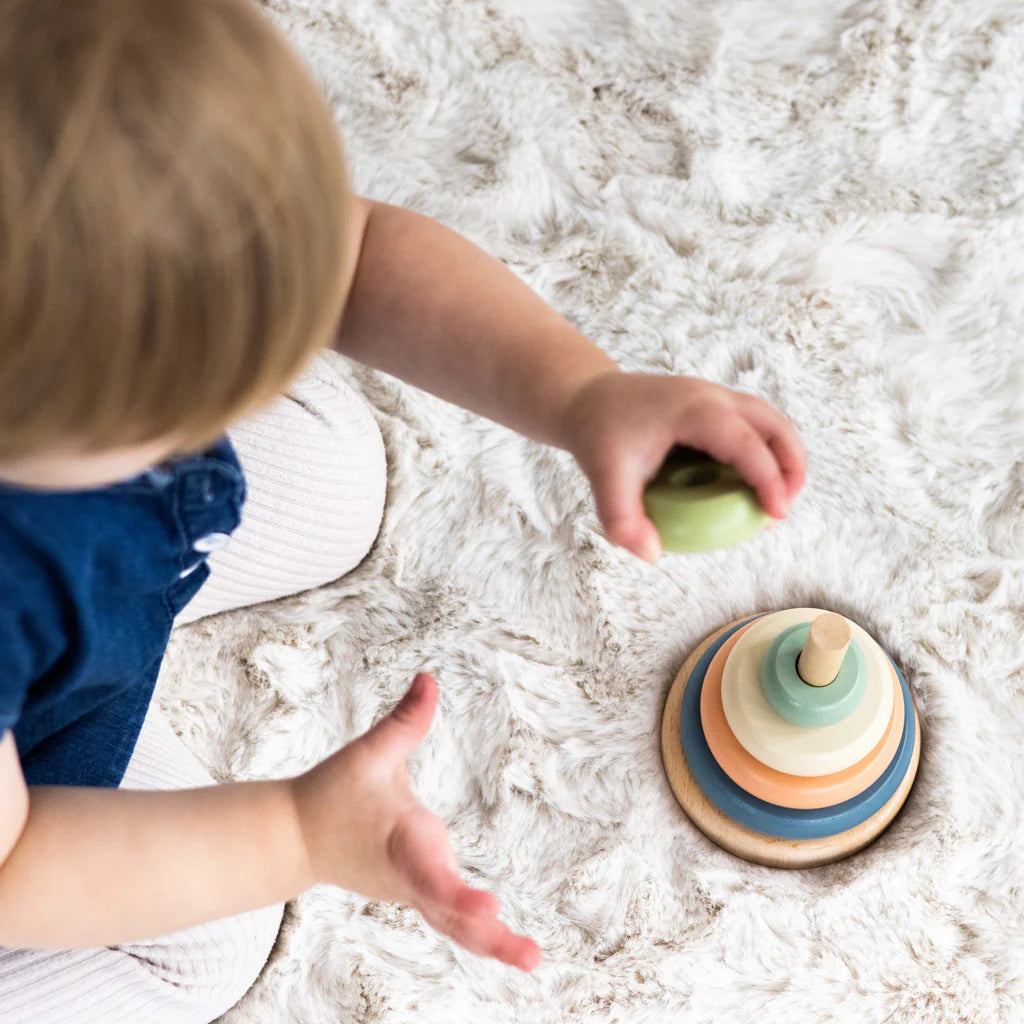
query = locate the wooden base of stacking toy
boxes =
[661,609,921,869]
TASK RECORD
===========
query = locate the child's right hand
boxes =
[289,672,541,972]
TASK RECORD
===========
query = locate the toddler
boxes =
[0,1,805,1021]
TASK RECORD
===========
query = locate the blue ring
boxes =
[679,618,916,840]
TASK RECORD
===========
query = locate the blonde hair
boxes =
[0,0,351,457]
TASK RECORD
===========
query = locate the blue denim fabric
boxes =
[0,440,244,787]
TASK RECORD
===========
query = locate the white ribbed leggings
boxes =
[0,355,388,1024]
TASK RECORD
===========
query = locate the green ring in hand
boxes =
[642,451,772,553]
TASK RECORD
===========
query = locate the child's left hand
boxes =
[558,370,806,562]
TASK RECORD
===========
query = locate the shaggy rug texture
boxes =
[159,1,1024,1021]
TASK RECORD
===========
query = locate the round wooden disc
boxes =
[661,618,922,869]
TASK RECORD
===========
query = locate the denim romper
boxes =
[0,440,244,788]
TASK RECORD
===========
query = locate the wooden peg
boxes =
[797,613,852,687]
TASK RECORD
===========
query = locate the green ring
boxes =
[642,454,771,553]
[760,623,867,728]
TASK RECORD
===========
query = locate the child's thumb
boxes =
[589,457,662,563]
[364,672,439,760]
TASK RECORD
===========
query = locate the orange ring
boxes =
[699,620,905,809]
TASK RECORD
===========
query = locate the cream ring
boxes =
[721,608,894,777]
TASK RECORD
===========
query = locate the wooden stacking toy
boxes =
[645,452,922,868]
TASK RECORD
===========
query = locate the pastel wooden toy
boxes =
[643,448,772,553]
[700,622,905,809]
[661,608,921,868]
[720,610,893,776]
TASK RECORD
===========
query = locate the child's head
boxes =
[0,0,352,472]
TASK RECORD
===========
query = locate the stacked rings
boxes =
[671,608,921,849]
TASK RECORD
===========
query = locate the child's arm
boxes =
[0,676,539,970]
[335,198,805,561]
[0,740,308,948]
[0,733,27,866]
[336,199,620,452]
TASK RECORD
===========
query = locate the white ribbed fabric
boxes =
[0,709,286,1024]
[0,354,388,1023]
[178,353,388,624]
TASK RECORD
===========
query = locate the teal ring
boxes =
[761,623,867,728]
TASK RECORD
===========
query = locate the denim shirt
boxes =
[0,440,244,788]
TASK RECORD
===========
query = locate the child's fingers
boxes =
[420,892,542,971]
[362,671,438,760]
[394,809,542,970]
[585,451,662,562]
[437,911,543,972]
[739,399,806,502]
[687,416,788,519]
[396,807,484,910]
[767,430,806,505]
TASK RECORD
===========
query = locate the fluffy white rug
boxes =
[159,1,1024,1020]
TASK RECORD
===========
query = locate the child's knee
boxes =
[299,362,388,577]
[240,355,387,581]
